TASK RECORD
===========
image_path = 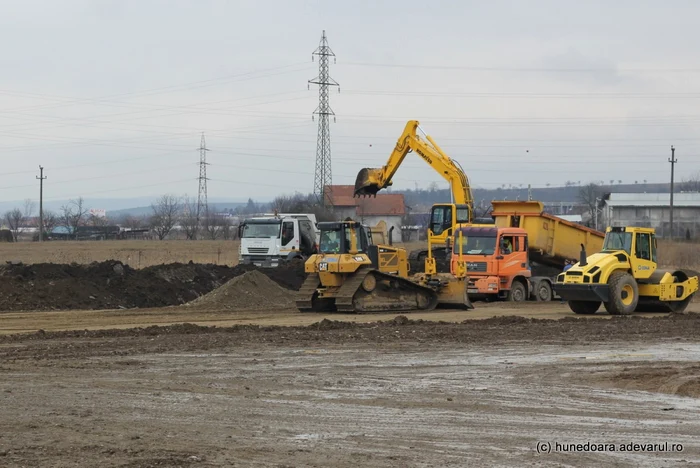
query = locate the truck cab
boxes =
[239,214,318,267]
[451,226,532,301]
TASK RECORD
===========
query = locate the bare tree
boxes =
[474,204,493,219]
[42,210,58,237]
[119,214,147,230]
[578,183,602,224]
[271,192,314,213]
[23,199,36,224]
[60,197,89,239]
[88,213,108,227]
[4,208,23,241]
[150,194,182,240]
[203,213,224,240]
[220,217,234,240]
[679,171,700,192]
[180,196,199,240]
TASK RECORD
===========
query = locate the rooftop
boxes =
[324,185,406,216]
[605,192,700,208]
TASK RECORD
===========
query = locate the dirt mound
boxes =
[0,261,239,312]
[186,270,295,310]
[228,258,307,291]
[0,258,307,313]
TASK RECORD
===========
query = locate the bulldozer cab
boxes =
[602,227,657,280]
[318,221,371,255]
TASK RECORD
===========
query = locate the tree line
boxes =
[2,191,335,241]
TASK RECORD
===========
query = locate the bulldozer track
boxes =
[295,273,320,312]
[297,266,440,314]
[354,270,439,313]
[334,266,373,312]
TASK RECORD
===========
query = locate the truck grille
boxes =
[247,248,269,254]
[467,262,487,272]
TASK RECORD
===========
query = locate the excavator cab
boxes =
[428,204,471,237]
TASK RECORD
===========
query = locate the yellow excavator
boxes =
[296,219,473,313]
[554,226,698,314]
[354,120,474,272]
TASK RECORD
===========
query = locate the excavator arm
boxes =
[354,120,474,212]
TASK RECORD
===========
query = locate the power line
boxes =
[343,89,700,99]
[37,166,46,242]
[669,145,677,239]
[196,133,210,232]
[340,61,700,73]
[309,30,339,205]
[2,62,314,114]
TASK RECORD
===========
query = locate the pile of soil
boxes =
[0,259,307,312]
[229,258,307,291]
[186,270,295,310]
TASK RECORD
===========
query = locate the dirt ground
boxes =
[0,240,242,268]
[1,300,696,335]
[1,250,699,466]
[2,314,700,467]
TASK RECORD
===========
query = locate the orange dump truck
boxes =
[450,201,605,301]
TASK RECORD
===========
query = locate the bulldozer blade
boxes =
[435,275,474,309]
[354,168,385,197]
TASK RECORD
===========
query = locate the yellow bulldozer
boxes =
[554,226,698,315]
[296,220,473,313]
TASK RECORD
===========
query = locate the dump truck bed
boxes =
[490,201,604,269]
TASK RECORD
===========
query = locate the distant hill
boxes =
[109,202,247,218]
[0,196,253,217]
[397,182,672,212]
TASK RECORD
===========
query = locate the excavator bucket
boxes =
[354,168,386,197]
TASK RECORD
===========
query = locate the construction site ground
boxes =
[2,260,700,466]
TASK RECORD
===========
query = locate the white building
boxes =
[602,192,700,238]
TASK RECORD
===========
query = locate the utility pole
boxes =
[669,145,677,239]
[309,30,339,206]
[196,133,210,237]
[36,166,46,242]
[527,184,532,201]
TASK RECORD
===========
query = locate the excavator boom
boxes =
[354,120,474,211]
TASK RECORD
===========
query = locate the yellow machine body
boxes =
[554,226,698,315]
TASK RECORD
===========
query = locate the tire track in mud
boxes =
[2,343,698,467]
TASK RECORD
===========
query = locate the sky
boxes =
[1,0,700,210]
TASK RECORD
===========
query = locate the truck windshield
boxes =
[603,231,632,254]
[241,223,280,238]
[457,235,497,255]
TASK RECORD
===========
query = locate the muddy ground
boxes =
[2,315,700,467]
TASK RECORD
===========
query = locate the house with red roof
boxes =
[324,185,406,241]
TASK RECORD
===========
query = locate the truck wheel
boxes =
[507,281,527,302]
[604,271,638,315]
[568,300,601,315]
[535,281,552,302]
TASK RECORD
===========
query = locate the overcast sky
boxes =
[1,0,699,209]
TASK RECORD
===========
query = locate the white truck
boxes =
[238,213,319,268]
